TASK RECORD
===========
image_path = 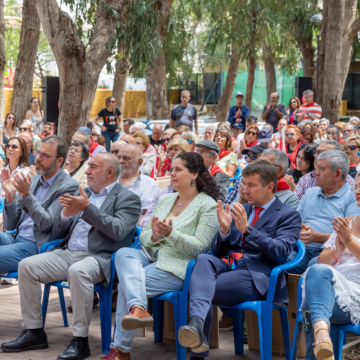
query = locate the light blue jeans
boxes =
[111,247,184,353]
[0,233,38,273]
[302,264,351,360]
[286,247,322,275]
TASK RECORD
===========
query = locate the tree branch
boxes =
[346,15,360,42]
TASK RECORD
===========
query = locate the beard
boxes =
[35,159,57,176]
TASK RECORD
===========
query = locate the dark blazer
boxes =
[213,172,230,202]
[54,183,141,285]
[212,197,301,304]
[4,169,79,250]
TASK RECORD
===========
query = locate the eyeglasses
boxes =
[246,153,261,161]
[195,149,212,155]
[290,101,297,104]
[5,144,19,150]
[19,127,30,132]
[35,151,62,160]
[300,143,315,153]
[111,149,120,155]
[286,133,295,137]
[247,132,257,136]
[343,129,352,133]
[111,100,116,103]
[69,147,81,154]
[7,117,15,120]
[163,138,170,142]
[348,145,360,151]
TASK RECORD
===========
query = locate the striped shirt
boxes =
[298,102,322,120]
[294,170,355,200]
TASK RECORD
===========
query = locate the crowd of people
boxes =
[0,89,359,360]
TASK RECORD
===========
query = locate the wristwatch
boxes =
[243,225,253,237]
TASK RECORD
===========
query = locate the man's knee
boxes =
[67,263,91,285]
[195,253,213,264]
[115,247,138,268]
[18,257,34,277]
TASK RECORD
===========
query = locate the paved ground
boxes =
[0,281,291,360]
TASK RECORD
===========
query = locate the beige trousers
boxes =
[18,248,105,337]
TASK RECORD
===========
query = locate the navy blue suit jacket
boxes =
[212,197,301,304]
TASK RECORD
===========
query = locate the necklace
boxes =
[178,202,183,206]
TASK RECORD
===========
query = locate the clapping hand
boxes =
[334,234,346,259]
[284,174,296,191]
[235,109,242,118]
[300,223,315,245]
[152,216,173,239]
[303,108,309,116]
[1,168,16,199]
[333,217,353,245]
[217,200,232,234]
[59,186,90,217]
[29,165,36,176]
[12,172,32,197]
[266,101,271,110]
[238,182,247,204]
[231,203,249,234]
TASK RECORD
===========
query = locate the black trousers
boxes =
[189,254,264,357]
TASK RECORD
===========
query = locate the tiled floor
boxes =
[0,282,290,359]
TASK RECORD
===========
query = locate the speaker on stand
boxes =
[43,76,60,134]
[295,77,313,100]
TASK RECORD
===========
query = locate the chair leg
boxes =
[231,309,244,355]
[259,309,273,360]
[290,319,303,360]
[174,300,187,360]
[41,284,51,328]
[331,328,344,360]
[152,299,164,343]
[58,288,69,327]
[98,288,112,354]
[278,308,291,360]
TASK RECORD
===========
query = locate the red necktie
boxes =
[250,207,263,226]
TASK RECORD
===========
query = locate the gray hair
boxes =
[319,139,342,151]
[350,116,360,125]
[130,123,145,133]
[205,125,216,133]
[181,90,190,97]
[262,148,288,176]
[70,141,90,161]
[327,125,340,140]
[317,150,349,180]
[303,89,314,97]
[72,131,90,144]
[98,153,121,179]
[262,123,274,132]
[320,118,330,127]
[343,123,356,132]
[181,130,198,144]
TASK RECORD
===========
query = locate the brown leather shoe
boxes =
[121,306,153,331]
[101,348,130,360]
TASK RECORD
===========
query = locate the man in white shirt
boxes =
[1,153,141,360]
[118,144,159,219]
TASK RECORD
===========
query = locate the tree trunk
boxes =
[146,68,154,119]
[263,45,276,101]
[146,0,172,120]
[35,0,122,143]
[112,43,129,115]
[245,52,256,113]
[296,37,314,78]
[0,0,5,123]
[11,0,40,125]
[201,67,206,106]
[215,46,240,122]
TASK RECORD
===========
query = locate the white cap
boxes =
[235,92,244,97]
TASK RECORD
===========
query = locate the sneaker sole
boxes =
[219,326,233,331]
[192,342,210,353]
[121,317,154,331]
[178,327,200,348]
[0,343,48,353]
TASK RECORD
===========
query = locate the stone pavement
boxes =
[0,282,289,360]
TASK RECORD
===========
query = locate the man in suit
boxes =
[0,136,79,274]
[1,153,141,359]
[178,160,302,358]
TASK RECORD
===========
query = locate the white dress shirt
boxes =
[62,181,117,253]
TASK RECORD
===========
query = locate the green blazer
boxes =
[140,192,219,279]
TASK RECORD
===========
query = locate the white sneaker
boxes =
[1,277,17,285]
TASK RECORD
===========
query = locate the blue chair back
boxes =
[0,197,5,214]
[229,167,241,182]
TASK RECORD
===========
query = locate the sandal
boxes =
[313,327,334,360]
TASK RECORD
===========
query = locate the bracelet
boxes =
[332,249,340,261]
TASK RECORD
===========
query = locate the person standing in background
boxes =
[93,96,122,152]
[26,97,44,134]
[261,92,286,130]
[227,92,249,129]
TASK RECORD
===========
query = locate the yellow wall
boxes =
[169,89,179,104]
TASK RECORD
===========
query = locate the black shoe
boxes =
[57,337,91,360]
[68,293,99,313]
[0,329,48,353]
[178,322,209,353]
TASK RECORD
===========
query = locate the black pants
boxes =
[189,254,264,357]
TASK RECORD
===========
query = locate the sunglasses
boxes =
[315,124,320,127]
[111,100,116,103]
[187,139,194,144]
[300,143,315,153]
[7,117,15,120]
[246,153,261,160]
[163,138,170,142]
[290,100,297,104]
[247,131,257,136]
[286,133,295,137]
[19,127,30,131]
[5,144,19,150]
[111,149,120,155]
[348,145,360,151]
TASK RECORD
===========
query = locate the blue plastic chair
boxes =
[229,167,242,183]
[213,240,305,360]
[152,259,196,360]
[41,225,142,355]
[291,277,360,360]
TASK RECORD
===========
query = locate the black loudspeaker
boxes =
[43,76,60,134]
[295,77,313,99]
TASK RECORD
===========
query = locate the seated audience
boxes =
[227,91,249,129]
[231,122,243,150]
[106,152,219,360]
[130,123,146,135]
[215,129,238,177]
[120,134,136,144]
[237,125,259,159]
[274,118,288,141]
[19,120,41,151]
[18,131,35,165]
[118,144,159,219]
[343,123,356,141]
[285,143,316,191]
[181,131,198,152]
[350,116,360,127]
[110,139,128,160]
[346,135,360,172]
[282,124,301,168]
[0,153,141,359]
[287,150,358,274]
[295,140,355,200]
[37,123,52,139]
[96,135,106,147]
[0,136,79,275]
[218,122,238,150]
[326,125,342,143]
[162,129,176,149]
[65,141,90,188]
[224,144,268,206]
[2,136,30,178]
[301,123,316,144]
[73,127,107,157]
[123,118,135,135]
[238,116,258,142]
[257,128,273,148]
[158,139,190,177]
[132,132,156,176]
[204,125,217,141]
[300,174,360,360]
[149,124,164,151]
[177,160,301,357]
[171,131,182,140]
[316,118,329,142]
[0,113,17,146]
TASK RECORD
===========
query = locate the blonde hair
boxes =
[132,131,150,150]
[163,128,177,137]
[181,130,198,144]
[346,135,360,147]
[167,139,191,153]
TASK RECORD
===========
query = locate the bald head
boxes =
[95,153,121,179]
[111,139,127,160]
[120,134,136,144]
[20,120,33,133]
[151,124,163,142]
[18,131,33,153]
[118,143,143,177]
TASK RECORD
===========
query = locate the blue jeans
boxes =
[111,247,184,353]
[302,264,351,360]
[286,247,322,275]
[0,233,38,273]
[101,130,119,152]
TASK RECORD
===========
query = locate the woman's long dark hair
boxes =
[5,136,29,167]
[175,152,219,201]
[287,143,316,183]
